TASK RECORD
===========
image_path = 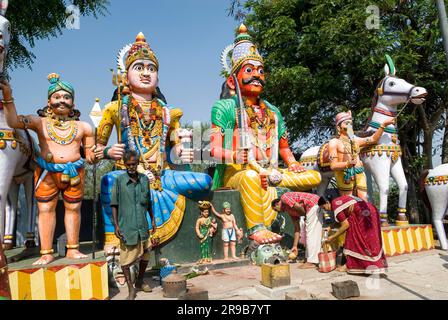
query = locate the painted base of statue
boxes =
[101,169,212,252]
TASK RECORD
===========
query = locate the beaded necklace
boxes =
[46,116,78,145]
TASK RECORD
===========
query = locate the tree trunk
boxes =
[442,109,448,164]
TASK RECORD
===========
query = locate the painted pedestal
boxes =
[6,248,108,300]
[381,224,434,257]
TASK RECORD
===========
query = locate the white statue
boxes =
[0,0,38,249]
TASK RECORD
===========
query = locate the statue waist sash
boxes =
[36,156,85,186]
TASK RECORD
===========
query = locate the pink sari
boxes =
[332,196,387,274]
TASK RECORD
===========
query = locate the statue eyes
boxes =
[245,67,253,73]
[389,81,396,87]
[259,69,264,74]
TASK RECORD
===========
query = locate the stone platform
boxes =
[5,244,108,300]
[381,224,434,257]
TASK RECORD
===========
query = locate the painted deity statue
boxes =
[211,25,322,244]
[328,111,395,200]
[195,201,217,264]
[3,73,95,265]
[94,33,212,252]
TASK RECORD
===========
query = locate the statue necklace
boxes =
[46,114,78,145]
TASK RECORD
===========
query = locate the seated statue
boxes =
[211,25,322,244]
[94,33,212,253]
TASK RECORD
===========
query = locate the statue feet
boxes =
[248,229,282,244]
[32,254,55,266]
[66,249,88,260]
[2,242,13,251]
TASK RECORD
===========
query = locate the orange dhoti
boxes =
[34,166,85,203]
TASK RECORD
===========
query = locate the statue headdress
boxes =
[223,202,231,209]
[198,201,211,210]
[117,32,159,72]
[47,73,75,99]
[221,24,264,77]
[335,111,352,127]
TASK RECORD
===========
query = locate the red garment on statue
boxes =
[332,196,387,274]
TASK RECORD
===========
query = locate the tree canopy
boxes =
[229,0,448,222]
[6,0,109,70]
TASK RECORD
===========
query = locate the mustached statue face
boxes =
[48,90,74,117]
[224,208,232,215]
[338,119,353,134]
[127,59,158,95]
[227,60,265,98]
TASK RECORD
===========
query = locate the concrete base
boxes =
[254,283,301,299]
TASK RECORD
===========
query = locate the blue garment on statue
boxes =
[36,156,85,179]
[101,169,212,236]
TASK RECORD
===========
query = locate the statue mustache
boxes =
[242,76,265,86]
[51,102,73,109]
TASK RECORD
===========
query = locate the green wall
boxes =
[154,189,295,264]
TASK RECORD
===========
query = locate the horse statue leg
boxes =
[363,155,392,227]
[24,173,37,248]
[390,157,409,226]
[3,182,18,250]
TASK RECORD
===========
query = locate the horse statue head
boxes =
[373,54,427,110]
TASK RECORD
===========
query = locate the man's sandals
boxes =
[135,280,152,293]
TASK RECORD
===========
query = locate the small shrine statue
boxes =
[2,73,95,265]
[210,202,243,260]
[328,111,395,201]
[195,201,217,264]
[211,24,322,245]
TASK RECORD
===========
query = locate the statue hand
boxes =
[259,170,269,190]
[179,147,194,164]
[144,170,156,183]
[0,80,12,100]
[235,149,248,164]
[92,145,105,161]
[382,117,396,127]
[288,162,306,173]
[108,143,125,160]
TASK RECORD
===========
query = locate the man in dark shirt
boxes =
[111,150,156,300]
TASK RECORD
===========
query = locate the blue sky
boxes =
[9,0,238,126]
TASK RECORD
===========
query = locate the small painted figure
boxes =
[195,201,217,264]
[210,202,242,260]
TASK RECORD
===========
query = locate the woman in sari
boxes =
[323,195,387,274]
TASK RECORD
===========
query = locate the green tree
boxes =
[229,0,448,223]
[6,0,109,70]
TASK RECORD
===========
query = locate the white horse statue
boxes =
[299,55,427,225]
[421,164,448,250]
[0,0,37,249]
